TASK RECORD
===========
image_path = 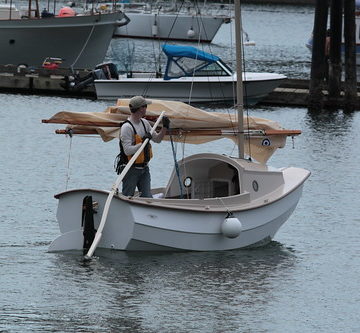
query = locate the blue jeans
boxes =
[122,166,152,198]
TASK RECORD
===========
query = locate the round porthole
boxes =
[9,39,15,45]
[183,177,192,187]
[262,138,271,146]
[252,180,259,192]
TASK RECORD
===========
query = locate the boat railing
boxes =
[1,1,123,21]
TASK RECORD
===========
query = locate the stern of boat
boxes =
[48,188,136,252]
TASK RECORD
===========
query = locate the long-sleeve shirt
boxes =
[120,118,162,156]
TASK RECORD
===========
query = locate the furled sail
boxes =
[43,99,300,163]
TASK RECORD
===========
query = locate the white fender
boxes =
[221,216,242,238]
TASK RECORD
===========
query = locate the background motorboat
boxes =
[92,45,286,105]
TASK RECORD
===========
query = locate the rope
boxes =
[217,197,231,213]
[65,134,73,190]
[187,23,202,105]
[169,132,184,199]
[70,21,96,70]
[163,0,186,43]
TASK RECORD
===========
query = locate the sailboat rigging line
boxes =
[193,0,211,43]
[70,23,96,71]
[180,133,191,198]
[187,37,202,105]
[65,135,73,191]
[164,0,186,43]
[169,133,184,199]
[150,37,161,74]
[217,197,231,214]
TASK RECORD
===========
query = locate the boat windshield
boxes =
[162,44,231,80]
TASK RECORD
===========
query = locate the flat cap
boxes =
[129,96,152,110]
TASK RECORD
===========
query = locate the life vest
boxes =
[116,120,153,172]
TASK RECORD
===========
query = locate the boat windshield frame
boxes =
[164,56,233,80]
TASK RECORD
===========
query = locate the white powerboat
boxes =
[43,1,309,255]
[94,44,286,105]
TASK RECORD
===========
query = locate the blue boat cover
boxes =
[162,45,221,80]
[162,45,220,63]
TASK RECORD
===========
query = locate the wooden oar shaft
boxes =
[84,111,165,260]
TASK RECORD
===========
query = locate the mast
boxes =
[234,0,244,159]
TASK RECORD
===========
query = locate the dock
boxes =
[262,78,360,109]
[0,65,95,99]
[0,67,359,109]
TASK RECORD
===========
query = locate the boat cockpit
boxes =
[164,154,240,199]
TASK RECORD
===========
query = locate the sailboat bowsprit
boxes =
[43,0,310,255]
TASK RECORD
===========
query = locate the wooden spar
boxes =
[54,128,301,137]
[42,115,160,127]
[262,129,301,136]
[55,129,98,135]
[84,111,165,260]
[42,119,121,127]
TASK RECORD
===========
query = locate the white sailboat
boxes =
[43,0,310,254]
[112,1,230,43]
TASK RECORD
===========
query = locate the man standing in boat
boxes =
[118,96,170,197]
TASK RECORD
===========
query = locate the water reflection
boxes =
[306,109,354,136]
[46,242,296,332]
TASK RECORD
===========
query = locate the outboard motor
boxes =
[82,195,97,255]
[95,62,119,80]
[64,62,118,91]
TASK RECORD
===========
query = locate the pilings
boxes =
[344,0,357,111]
[328,0,342,99]
[308,0,329,109]
[309,0,357,111]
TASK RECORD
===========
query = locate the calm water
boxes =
[1,4,359,333]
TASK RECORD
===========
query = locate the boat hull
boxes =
[114,12,226,42]
[49,172,307,252]
[94,74,286,104]
[0,12,124,69]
